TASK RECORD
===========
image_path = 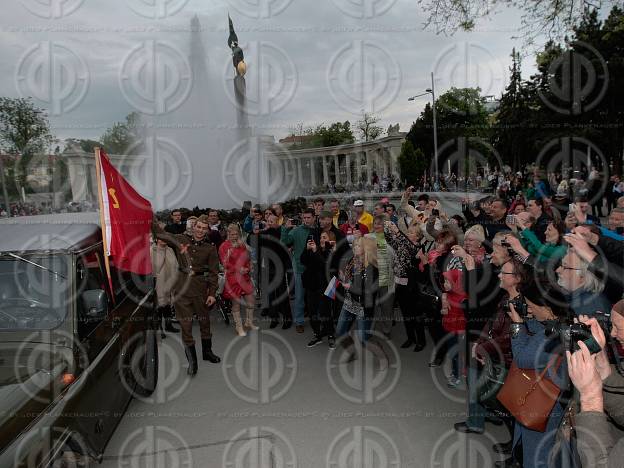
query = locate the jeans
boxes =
[446,333,464,379]
[335,304,372,344]
[466,359,486,430]
[293,272,305,325]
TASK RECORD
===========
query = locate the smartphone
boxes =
[307,234,314,242]
[506,214,515,225]
[569,203,575,212]
[431,209,439,217]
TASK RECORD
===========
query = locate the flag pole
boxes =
[94,147,115,301]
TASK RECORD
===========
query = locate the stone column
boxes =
[366,150,373,184]
[333,154,340,186]
[345,153,352,185]
[296,158,304,187]
[356,152,362,184]
[322,155,329,185]
[310,158,317,188]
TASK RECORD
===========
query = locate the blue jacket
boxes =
[567,288,612,322]
[511,319,568,468]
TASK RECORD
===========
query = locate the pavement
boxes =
[99,315,510,468]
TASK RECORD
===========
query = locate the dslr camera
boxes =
[503,295,529,318]
[543,311,610,354]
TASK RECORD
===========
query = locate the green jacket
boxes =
[520,228,567,262]
[281,224,315,274]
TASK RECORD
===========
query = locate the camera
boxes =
[503,295,529,318]
[544,321,602,354]
[544,310,610,354]
[431,209,440,217]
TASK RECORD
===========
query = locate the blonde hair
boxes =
[464,224,485,244]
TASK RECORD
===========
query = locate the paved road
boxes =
[100,315,509,468]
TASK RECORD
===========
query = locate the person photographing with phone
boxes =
[301,231,339,348]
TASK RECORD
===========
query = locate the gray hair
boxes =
[575,250,605,294]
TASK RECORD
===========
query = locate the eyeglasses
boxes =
[560,266,582,271]
[500,271,517,275]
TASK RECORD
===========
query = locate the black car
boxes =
[0,212,158,467]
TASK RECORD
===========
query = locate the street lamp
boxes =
[408,72,438,186]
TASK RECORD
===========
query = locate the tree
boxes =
[407,87,492,171]
[287,121,354,149]
[101,111,144,154]
[0,97,53,207]
[397,141,427,186]
[356,112,383,142]
[418,1,619,45]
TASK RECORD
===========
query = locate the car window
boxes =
[76,249,110,341]
[0,254,69,331]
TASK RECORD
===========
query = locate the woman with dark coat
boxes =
[506,284,569,468]
[301,231,339,348]
[260,213,293,329]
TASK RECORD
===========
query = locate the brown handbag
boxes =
[496,355,562,432]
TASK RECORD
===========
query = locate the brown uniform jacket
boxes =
[155,225,219,299]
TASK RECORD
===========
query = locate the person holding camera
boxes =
[454,259,518,440]
[568,300,624,468]
[505,284,569,468]
[301,230,339,348]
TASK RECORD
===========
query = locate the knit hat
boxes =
[613,299,624,318]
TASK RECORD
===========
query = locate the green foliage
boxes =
[289,121,354,149]
[397,141,427,185]
[101,112,144,154]
[0,97,52,156]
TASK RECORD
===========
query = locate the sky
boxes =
[1,0,540,208]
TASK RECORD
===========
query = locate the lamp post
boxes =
[408,72,439,186]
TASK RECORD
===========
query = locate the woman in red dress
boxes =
[219,224,257,336]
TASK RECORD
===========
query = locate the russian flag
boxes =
[324,276,341,300]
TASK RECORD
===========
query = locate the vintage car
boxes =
[0,213,158,467]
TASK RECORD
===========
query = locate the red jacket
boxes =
[442,270,467,333]
[218,240,254,299]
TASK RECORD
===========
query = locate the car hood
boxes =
[0,345,70,453]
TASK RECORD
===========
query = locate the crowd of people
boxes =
[150,167,624,468]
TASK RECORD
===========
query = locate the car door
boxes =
[71,246,127,454]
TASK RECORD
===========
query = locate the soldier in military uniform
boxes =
[155,214,221,375]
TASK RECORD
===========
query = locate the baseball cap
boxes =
[353,200,364,207]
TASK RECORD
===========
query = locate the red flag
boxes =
[95,148,153,275]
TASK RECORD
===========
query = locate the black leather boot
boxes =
[201,338,221,363]
[163,305,179,333]
[185,344,198,376]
